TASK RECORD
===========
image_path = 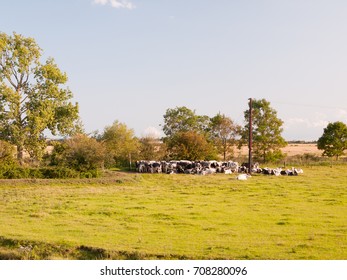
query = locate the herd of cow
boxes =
[135,160,303,176]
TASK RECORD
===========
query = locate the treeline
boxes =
[287,140,317,144]
[0,100,289,178]
[2,102,347,179]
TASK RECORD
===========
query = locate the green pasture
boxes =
[0,166,346,259]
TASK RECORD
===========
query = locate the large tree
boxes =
[241,98,287,163]
[317,121,347,160]
[162,106,212,158]
[0,32,80,162]
[210,113,240,160]
[162,106,210,138]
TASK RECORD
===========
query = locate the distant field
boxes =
[282,143,321,156]
[237,143,321,157]
[0,166,346,260]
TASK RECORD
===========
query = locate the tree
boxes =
[210,113,240,160]
[162,106,212,159]
[162,106,210,138]
[168,131,217,161]
[241,99,287,163]
[317,121,347,160]
[100,120,139,167]
[139,136,167,160]
[0,32,80,162]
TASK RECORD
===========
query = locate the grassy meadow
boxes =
[0,166,346,260]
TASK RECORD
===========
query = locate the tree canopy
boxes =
[169,131,217,161]
[317,121,347,160]
[0,32,80,162]
[241,98,287,163]
[100,120,139,166]
[162,106,210,138]
[162,106,217,160]
[210,113,240,160]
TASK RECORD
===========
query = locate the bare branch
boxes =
[20,95,28,105]
[4,73,17,89]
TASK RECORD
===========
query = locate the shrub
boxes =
[0,166,101,179]
[0,140,16,164]
[28,168,44,179]
[46,134,106,172]
[40,167,80,179]
[0,166,29,179]
[80,169,100,178]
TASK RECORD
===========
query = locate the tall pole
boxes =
[248,98,252,174]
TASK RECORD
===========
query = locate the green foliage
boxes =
[0,166,81,179]
[0,166,28,179]
[55,134,106,172]
[44,140,67,166]
[169,131,217,160]
[241,99,287,163]
[0,140,23,178]
[100,120,139,167]
[317,121,347,160]
[0,32,80,161]
[210,113,240,160]
[162,107,216,160]
[40,167,80,179]
[262,149,286,163]
[0,140,16,165]
[162,106,210,138]
[0,135,104,178]
[162,107,243,161]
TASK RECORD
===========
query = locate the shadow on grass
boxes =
[0,236,190,260]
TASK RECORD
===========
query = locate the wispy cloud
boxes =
[285,116,329,129]
[93,0,136,9]
[283,116,329,140]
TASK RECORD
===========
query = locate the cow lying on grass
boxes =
[135,160,303,176]
[257,167,304,176]
[136,160,239,175]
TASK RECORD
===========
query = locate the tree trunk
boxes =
[223,139,227,161]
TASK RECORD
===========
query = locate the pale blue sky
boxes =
[2,0,347,140]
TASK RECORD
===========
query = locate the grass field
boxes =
[0,166,346,260]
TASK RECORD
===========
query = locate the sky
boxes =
[1,0,347,141]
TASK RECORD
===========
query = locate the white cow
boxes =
[236,174,251,180]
